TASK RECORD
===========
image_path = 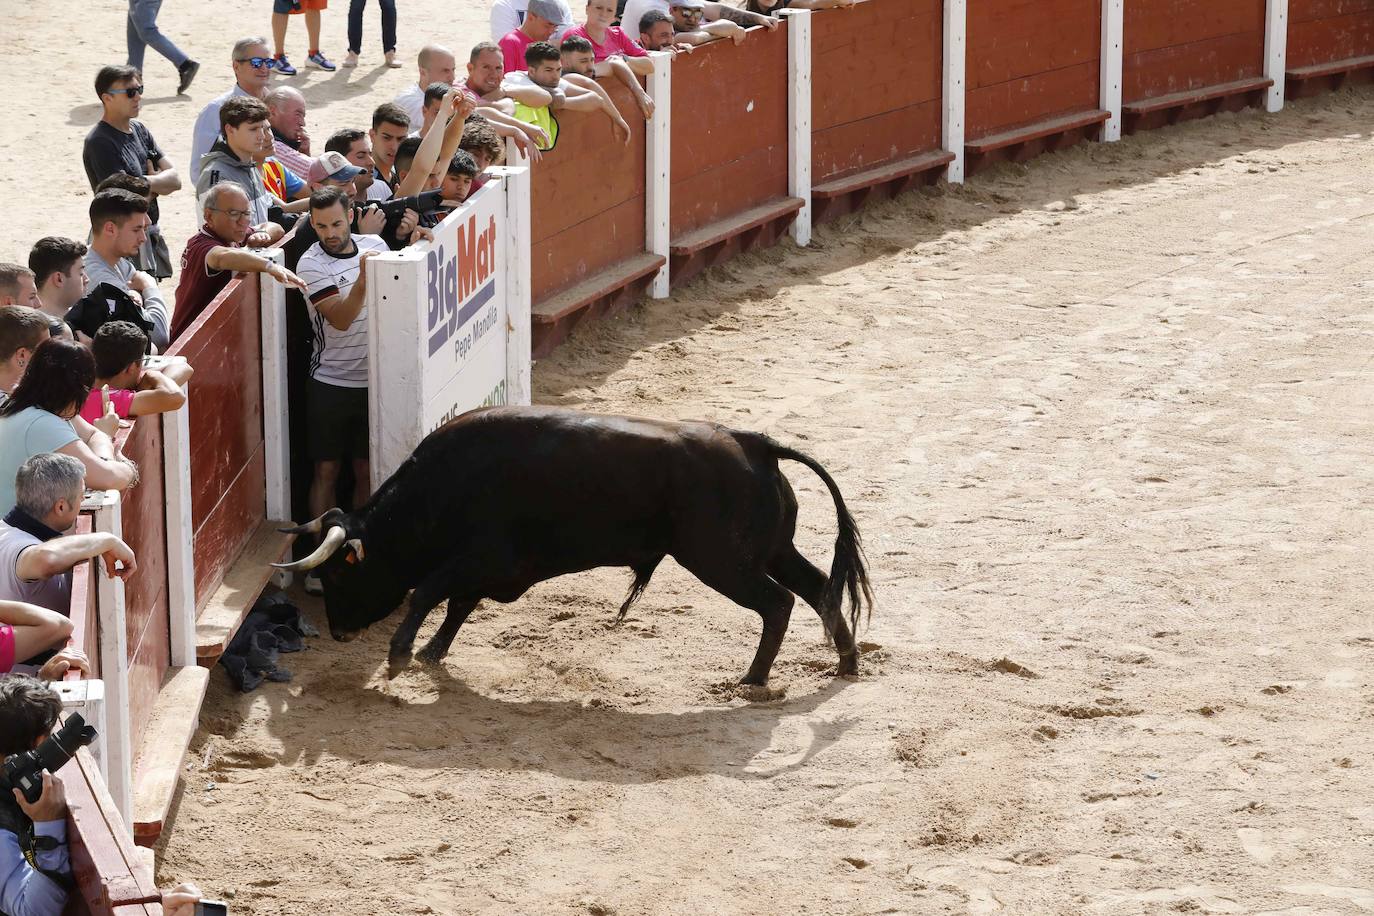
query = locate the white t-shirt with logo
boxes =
[297,234,390,389]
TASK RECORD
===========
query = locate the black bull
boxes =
[275,407,874,684]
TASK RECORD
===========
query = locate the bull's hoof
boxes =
[386,652,413,679]
[836,653,859,677]
[415,643,446,666]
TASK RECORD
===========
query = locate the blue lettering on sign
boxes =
[428,278,496,357]
[424,213,500,357]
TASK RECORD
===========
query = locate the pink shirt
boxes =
[563,24,648,61]
[79,387,136,424]
[500,29,535,72]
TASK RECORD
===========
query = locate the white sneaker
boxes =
[343,51,359,68]
[304,572,323,596]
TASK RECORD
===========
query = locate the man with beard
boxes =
[173,182,306,341]
[294,187,390,593]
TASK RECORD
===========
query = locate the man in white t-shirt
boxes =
[491,0,574,44]
[392,45,457,128]
[294,186,389,592]
[620,0,771,48]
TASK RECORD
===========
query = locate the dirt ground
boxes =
[152,89,1374,914]
[4,3,1372,914]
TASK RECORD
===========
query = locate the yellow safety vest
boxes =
[513,103,558,151]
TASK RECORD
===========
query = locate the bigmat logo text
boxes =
[426,213,498,357]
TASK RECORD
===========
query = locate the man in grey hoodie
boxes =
[194,96,280,229]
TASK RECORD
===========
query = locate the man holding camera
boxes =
[0,674,72,916]
[0,675,207,916]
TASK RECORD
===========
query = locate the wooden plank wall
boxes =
[1288,0,1374,68]
[669,24,790,239]
[112,419,169,748]
[68,748,160,916]
[529,79,649,305]
[810,0,944,184]
[164,277,266,611]
[965,0,1102,140]
[1124,0,1266,101]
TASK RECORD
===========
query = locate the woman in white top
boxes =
[0,339,137,516]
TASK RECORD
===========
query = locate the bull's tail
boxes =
[771,443,874,638]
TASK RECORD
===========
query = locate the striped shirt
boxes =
[296,234,389,388]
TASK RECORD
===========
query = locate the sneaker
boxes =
[342,50,359,68]
[303,572,323,596]
[177,59,200,95]
[274,54,297,76]
[307,50,337,71]
[384,50,401,68]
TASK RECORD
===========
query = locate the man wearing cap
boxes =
[491,0,573,45]
[499,0,570,72]
[172,181,304,342]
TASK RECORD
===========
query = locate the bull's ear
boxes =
[345,538,365,564]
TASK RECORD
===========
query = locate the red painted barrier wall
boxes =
[810,0,944,185]
[1124,0,1266,101]
[965,0,1102,139]
[530,79,648,305]
[165,277,266,611]
[669,25,790,239]
[1288,0,1374,68]
[112,419,170,748]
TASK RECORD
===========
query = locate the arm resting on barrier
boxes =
[596,57,655,118]
[16,533,135,583]
[705,3,775,27]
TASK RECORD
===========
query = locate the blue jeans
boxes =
[347,0,397,54]
[127,0,189,71]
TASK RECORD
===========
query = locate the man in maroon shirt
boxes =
[171,182,304,342]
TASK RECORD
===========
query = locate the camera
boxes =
[378,189,445,219]
[0,713,97,803]
[196,901,230,916]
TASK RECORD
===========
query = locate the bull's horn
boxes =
[272,525,347,572]
[279,509,343,537]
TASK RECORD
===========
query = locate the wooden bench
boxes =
[1121,76,1272,132]
[962,109,1110,175]
[131,665,210,846]
[1285,53,1374,97]
[811,150,955,224]
[669,197,804,287]
[195,520,295,664]
[1123,76,1273,117]
[966,109,1110,157]
[531,252,668,357]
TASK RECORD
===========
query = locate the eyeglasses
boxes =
[235,56,279,70]
[106,85,145,97]
[209,206,253,221]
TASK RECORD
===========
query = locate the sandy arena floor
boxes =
[3,4,1372,914]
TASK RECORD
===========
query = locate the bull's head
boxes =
[273,509,407,641]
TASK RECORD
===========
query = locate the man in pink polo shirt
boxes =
[499,0,568,72]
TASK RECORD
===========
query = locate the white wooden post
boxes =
[259,255,292,586]
[494,165,533,405]
[644,50,672,297]
[1264,0,1288,111]
[1100,0,1124,141]
[89,491,133,832]
[53,679,108,785]
[943,0,967,183]
[161,388,196,667]
[781,8,812,246]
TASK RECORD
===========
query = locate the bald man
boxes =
[393,45,456,128]
[266,85,315,179]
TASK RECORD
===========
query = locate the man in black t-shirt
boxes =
[81,65,183,280]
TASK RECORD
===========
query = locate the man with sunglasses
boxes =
[190,37,276,185]
[82,65,181,282]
